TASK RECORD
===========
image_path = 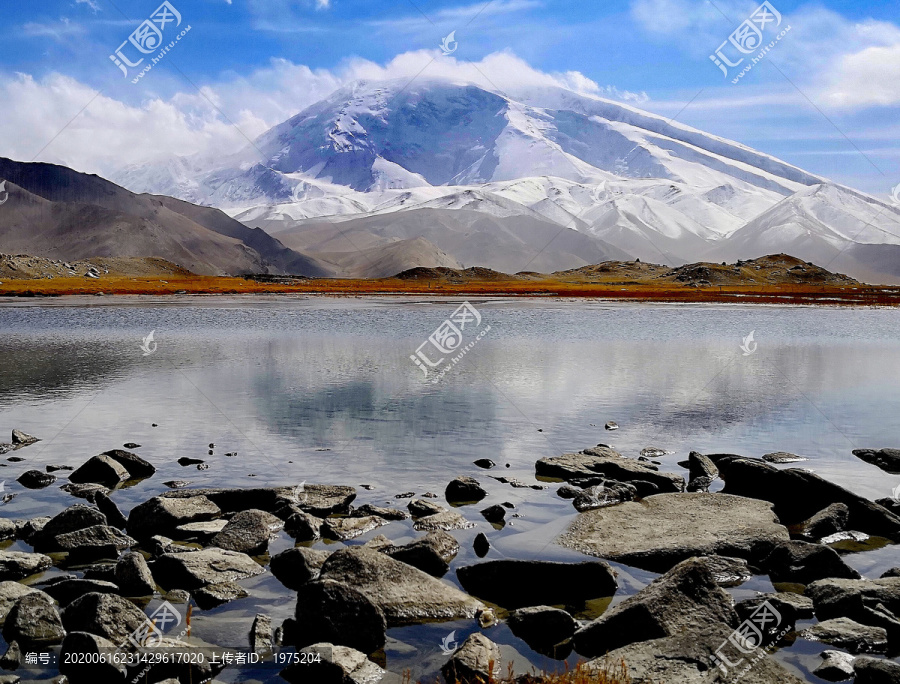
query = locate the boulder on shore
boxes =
[127,495,221,538]
[441,633,501,684]
[2,593,65,649]
[559,492,789,572]
[270,547,330,591]
[573,557,738,657]
[800,617,887,654]
[153,548,265,590]
[290,579,386,654]
[536,449,684,493]
[456,559,617,609]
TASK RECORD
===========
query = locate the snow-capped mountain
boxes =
[113,79,900,281]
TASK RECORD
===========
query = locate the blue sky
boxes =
[0,0,898,195]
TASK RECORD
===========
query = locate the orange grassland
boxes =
[2,274,900,306]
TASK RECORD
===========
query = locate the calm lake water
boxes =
[1,295,899,682]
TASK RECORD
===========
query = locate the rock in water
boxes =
[473,533,490,557]
[210,509,283,554]
[291,579,386,654]
[560,492,789,572]
[852,448,900,474]
[445,476,487,503]
[2,593,65,649]
[853,656,900,683]
[318,548,483,624]
[760,540,861,584]
[812,650,856,681]
[250,614,273,656]
[281,643,391,684]
[16,470,56,489]
[473,459,495,469]
[572,482,636,512]
[94,492,128,530]
[800,618,887,654]
[605,422,618,431]
[193,581,249,609]
[114,552,155,596]
[763,451,808,463]
[0,551,52,581]
[457,559,617,609]
[59,632,126,682]
[573,557,737,657]
[10,430,38,447]
[62,593,147,644]
[270,548,330,591]
[508,606,578,648]
[441,633,501,684]
[100,450,156,479]
[68,455,130,487]
[794,503,850,540]
[127,495,221,538]
[536,450,684,493]
[153,548,265,590]
[640,446,671,458]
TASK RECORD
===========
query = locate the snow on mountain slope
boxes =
[110,78,899,280]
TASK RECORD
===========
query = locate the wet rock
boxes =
[10,430,38,447]
[16,470,55,489]
[59,632,125,682]
[687,451,718,492]
[0,551,51,580]
[283,511,322,541]
[319,548,484,624]
[210,509,283,554]
[408,499,444,518]
[163,480,191,489]
[62,593,146,643]
[177,457,204,466]
[474,533,490,557]
[806,576,900,626]
[760,540,861,585]
[763,451,808,463]
[589,624,806,684]
[573,557,737,657]
[813,650,856,681]
[457,559,617,609]
[473,459,495,469]
[413,510,473,532]
[560,492,789,573]
[441,633,501,684]
[250,613,272,656]
[736,592,814,624]
[0,522,14,543]
[163,484,356,518]
[173,519,227,543]
[0,583,40,624]
[114,552,155,596]
[281,643,393,684]
[710,455,900,540]
[59,483,108,500]
[445,476,487,503]
[801,618,887,654]
[605,422,618,431]
[480,504,506,524]
[572,482,637,512]
[2,593,65,649]
[641,446,670,458]
[154,548,265,590]
[46,464,73,472]
[795,503,850,540]
[94,492,127,530]
[43,579,118,608]
[100,450,155,479]
[68,455,130,487]
[322,515,388,542]
[291,579,386,653]
[556,484,581,499]
[697,555,752,587]
[853,449,900,474]
[34,504,107,550]
[379,531,459,577]
[193,580,249,609]
[127,495,221,538]
[123,443,140,449]
[56,526,136,561]
[882,568,900,579]
[536,450,684,493]
[270,547,330,591]
[853,656,900,683]
[508,605,577,648]
[352,504,409,521]
[0,640,20,670]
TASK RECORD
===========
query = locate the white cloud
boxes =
[75,0,101,12]
[822,43,900,109]
[0,50,638,178]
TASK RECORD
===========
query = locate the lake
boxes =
[1,295,899,682]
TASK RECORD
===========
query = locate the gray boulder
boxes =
[760,540,861,585]
[55,525,136,560]
[162,484,355,518]
[445,476,487,503]
[508,605,578,648]
[59,632,125,682]
[795,503,850,540]
[536,450,684,492]
[68,455,130,487]
[800,617,887,654]
[193,580,249,609]
[127,495,221,538]
[94,492,127,529]
[34,504,107,550]
[250,613,272,656]
[321,515,388,541]
[457,559,617,609]
[0,551,51,581]
[696,555,752,587]
[281,643,394,684]
[283,510,322,541]
[379,531,459,576]
[100,450,155,479]
[318,548,483,624]
[43,579,119,607]
[2,593,65,649]
[441,633,501,684]
[11,430,38,446]
[559,492,789,572]
[16,470,55,489]
[853,656,900,684]
[572,482,637,512]
[813,650,856,682]
[209,509,283,554]
[114,552,155,596]
[407,499,444,518]
[352,504,409,521]
[573,557,737,657]
[852,449,900,474]
[270,547,330,590]
[62,593,147,643]
[413,509,473,531]
[0,582,40,624]
[153,547,264,590]
[291,579,386,654]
